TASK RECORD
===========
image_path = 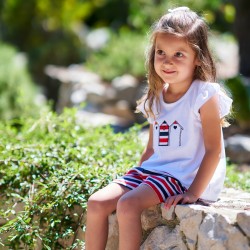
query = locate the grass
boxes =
[225,164,250,192]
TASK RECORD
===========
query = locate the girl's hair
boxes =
[138,7,220,121]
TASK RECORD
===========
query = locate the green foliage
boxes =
[0,108,144,248]
[225,164,250,191]
[0,42,39,120]
[128,0,235,32]
[85,31,147,81]
[225,76,250,124]
[1,0,91,84]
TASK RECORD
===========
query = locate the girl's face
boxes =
[154,33,199,88]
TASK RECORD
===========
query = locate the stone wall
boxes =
[106,188,250,250]
[0,188,249,249]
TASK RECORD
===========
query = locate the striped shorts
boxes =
[113,167,187,203]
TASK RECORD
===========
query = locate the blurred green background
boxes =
[0,1,250,248]
[0,0,250,128]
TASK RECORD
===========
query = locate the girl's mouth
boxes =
[163,70,176,74]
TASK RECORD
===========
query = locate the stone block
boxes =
[141,205,165,231]
[198,213,249,250]
[175,205,204,250]
[106,213,119,250]
[237,211,250,237]
[140,225,187,250]
[161,204,175,220]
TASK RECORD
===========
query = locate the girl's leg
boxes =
[85,183,130,250]
[116,184,160,250]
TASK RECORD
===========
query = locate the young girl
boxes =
[85,6,232,250]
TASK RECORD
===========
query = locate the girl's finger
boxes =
[181,196,190,204]
[165,197,173,206]
[172,195,183,206]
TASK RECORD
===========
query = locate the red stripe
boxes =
[159,138,168,142]
[153,176,175,196]
[144,181,164,202]
[127,169,139,175]
[160,125,169,130]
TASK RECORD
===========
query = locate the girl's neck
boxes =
[162,81,193,103]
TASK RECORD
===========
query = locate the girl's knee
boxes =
[87,192,116,216]
[87,193,105,213]
[116,196,141,218]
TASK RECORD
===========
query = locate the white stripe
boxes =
[146,177,167,200]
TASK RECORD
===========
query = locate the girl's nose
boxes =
[163,56,173,65]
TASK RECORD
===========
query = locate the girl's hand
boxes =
[164,192,198,210]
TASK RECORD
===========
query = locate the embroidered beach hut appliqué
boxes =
[157,120,183,146]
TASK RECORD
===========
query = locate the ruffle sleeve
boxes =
[194,82,232,119]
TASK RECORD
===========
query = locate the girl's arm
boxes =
[165,95,222,208]
[187,94,222,198]
[138,124,154,166]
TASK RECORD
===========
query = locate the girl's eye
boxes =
[175,52,183,57]
[156,50,165,56]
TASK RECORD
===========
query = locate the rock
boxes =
[44,64,106,112]
[44,65,145,128]
[237,211,250,237]
[141,205,165,231]
[102,100,135,124]
[197,214,226,250]
[85,28,110,50]
[198,213,249,250]
[45,64,101,85]
[106,214,119,250]
[161,204,175,220]
[175,205,203,250]
[225,134,250,163]
[111,74,139,105]
[140,225,187,250]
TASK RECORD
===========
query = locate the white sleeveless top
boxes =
[137,80,232,201]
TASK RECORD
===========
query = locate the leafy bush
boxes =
[0,108,144,249]
[225,76,250,128]
[85,31,147,81]
[0,42,39,120]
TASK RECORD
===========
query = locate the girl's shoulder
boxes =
[193,79,220,92]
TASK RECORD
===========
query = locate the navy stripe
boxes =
[123,176,142,184]
[159,132,169,136]
[170,177,186,192]
[136,167,161,176]
[147,177,169,198]
[166,177,183,194]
